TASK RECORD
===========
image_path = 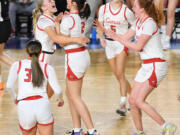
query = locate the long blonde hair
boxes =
[33,0,44,33]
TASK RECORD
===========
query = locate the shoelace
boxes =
[161,129,166,135]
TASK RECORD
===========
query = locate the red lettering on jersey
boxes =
[24,68,32,82]
[81,22,85,33]
[106,17,121,25]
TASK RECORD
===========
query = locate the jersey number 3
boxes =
[24,68,32,82]
[81,22,85,33]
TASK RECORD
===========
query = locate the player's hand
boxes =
[93,19,105,33]
[57,93,64,107]
[100,39,106,48]
[55,12,64,23]
[64,11,70,16]
[76,37,90,45]
[105,29,119,41]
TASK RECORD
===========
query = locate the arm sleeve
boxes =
[141,20,157,35]
[98,5,105,22]
[47,65,62,95]
[38,18,54,30]
[6,62,18,99]
[60,16,73,35]
[125,7,135,25]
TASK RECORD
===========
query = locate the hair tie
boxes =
[30,52,38,57]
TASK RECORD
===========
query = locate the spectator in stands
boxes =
[9,0,37,31]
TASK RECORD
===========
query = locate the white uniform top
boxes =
[131,17,166,60]
[35,14,56,52]
[98,2,135,35]
[60,13,85,50]
[6,59,62,100]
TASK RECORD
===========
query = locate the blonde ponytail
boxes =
[33,0,43,33]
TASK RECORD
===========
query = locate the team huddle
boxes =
[5,0,177,135]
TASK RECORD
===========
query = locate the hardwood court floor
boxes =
[0,49,180,135]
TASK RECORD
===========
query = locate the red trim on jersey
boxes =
[22,95,43,101]
[42,14,55,23]
[44,64,48,79]
[141,18,158,36]
[37,25,44,31]
[66,54,83,81]
[137,17,150,30]
[41,53,45,62]
[19,123,37,132]
[109,3,122,15]
[142,58,166,88]
[142,58,165,64]
[104,4,107,14]
[124,6,127,20]
[70,12,79,14]
[148,63,157,88]
[17,61,22,74]
[69,16,75,30]
[124,47,129,56]
[38,120,54,126]
[136,19,140,27]
[152,24,158,36]
[65,47,86,81]
[65,46,86,54]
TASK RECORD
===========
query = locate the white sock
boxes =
[0,75,2,82]
[161,122,168,129]
[165,35,171,42]
[120,96,127,104]
[161,25,166,34]
[88,128,96,134]
[73,128,81,132]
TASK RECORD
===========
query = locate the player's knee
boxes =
[116,71,125,80]
[129,96,136,106]
[135,99,143,108]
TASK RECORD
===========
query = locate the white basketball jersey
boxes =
[35,14,56,52]
[131,17,166,60]
[98,2,135,35]
[60,13,86,50]
[17,59,48,100]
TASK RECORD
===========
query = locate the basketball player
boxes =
[0,0,14,90]
[98,0,135,116]
[59,0,99,135]
[6,40,64,135]
[33,0,90,98]
[97,0,177,134]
